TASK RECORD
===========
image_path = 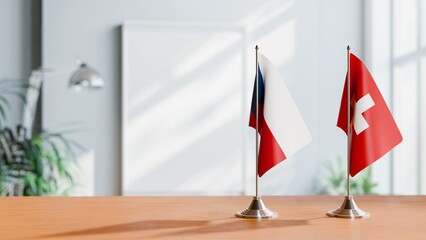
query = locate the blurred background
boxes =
[0,0,424,196]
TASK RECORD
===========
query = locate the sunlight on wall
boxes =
[124,24,245,195]
[241,0,294,32]
[393,63,419,194]
[172,31,243,79]
[393,0,417,58]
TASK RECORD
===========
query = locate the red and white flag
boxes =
[249,54,311,177]
[337,53,403,176]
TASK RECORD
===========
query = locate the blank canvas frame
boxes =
[121,21,249,195]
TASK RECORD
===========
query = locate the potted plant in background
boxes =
[0,79,81,196]
[0,61,104,196]
[318,156,378,195]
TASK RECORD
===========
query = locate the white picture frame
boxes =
[121,21,249,195]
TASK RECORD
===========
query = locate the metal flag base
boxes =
[236,196,278,219]
[327,195,370,219]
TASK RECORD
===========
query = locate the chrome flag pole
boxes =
[256,44,260,199]
[236,45,277,219]
[327,46,369,219]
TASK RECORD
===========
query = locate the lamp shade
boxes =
[69,63,104,90]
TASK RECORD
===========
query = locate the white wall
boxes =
[0,0,31,127]
[42,0,363,195]
[315,1,364,191]
[365,0,426,195]
[364,0,393,194]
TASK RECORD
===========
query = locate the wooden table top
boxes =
[0,195,425,240]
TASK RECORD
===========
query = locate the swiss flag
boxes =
[337,53,402,177]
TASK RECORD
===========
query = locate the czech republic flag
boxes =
[249,54,312,177]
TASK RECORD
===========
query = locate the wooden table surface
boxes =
[0,196,425,240]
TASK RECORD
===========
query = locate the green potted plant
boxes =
[0,79,80,196]
[318,156,378,195]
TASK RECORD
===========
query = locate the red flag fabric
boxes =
[337,53,402,177]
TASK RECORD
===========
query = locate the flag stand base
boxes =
[236,196,278,219]
[327,195,370,219]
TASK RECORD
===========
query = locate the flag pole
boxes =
[236,45,277,219]
[255,45,260,198]
[326,46,369,219]
[346,45,351,198]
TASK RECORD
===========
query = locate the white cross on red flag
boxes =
[337,53,403,177]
